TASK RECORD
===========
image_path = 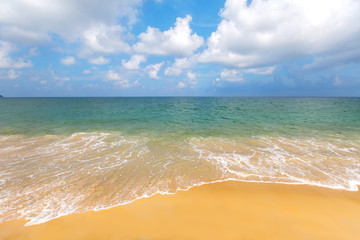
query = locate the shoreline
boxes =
[1,181,360,240]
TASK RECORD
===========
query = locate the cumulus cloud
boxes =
[89,56,110,65]
[8,69,19,79]
[0,0,143,44]
[176,81,186,88]
[107,70,123,81]
[186,72,198,88]
[199,0,360,70]
[145,62,164,79]
[60,56,75,65]
[0,0,142,65]
[30,76,46,85]
[220,69,244,82]
[81,24,131,56]
[133,15,204,57]
[164,57,195,76]
[0,41,32,69]
[187,71,196,80]
[244,66,276,75]
[29,47,39,56]
[0,27,51,45]
[106,70,139,88]
[50,69,70,85]
[122,54,146,70]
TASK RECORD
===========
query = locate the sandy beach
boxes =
[1,181,360,240]
[1,0,360,237]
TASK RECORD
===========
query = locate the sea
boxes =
[0,97,359,225]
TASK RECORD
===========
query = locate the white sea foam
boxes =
[0,133,359,226]
[189,136,360,191]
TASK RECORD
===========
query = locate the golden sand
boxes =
[1,181,360,240]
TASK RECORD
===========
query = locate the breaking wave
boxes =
[0,132,359,225]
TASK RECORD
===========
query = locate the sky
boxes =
[0,0,360,97]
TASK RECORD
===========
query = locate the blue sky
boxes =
[0,0,360,97]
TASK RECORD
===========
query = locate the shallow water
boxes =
[0,97,359,225]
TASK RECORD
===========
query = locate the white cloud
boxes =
[83,83,98,88]
[186,71,197,86]
[30,76,46,85]
[50,69,70,85]
[200,0,360,70]
[30,76,39,82]
[89,56,110,65]
[8,69,19,79]
[0,26,51,45]
[81,24,131,56]
[176,81,186,88]
[0,41,32,69]
[83,69,91,74]
[60,56,75,65]
[0,1,142,68]
[187,71,196,80]
[106,70,139,88]
[29,47,40,56]
[164,57,195,76]
[107,70,123,81]
[244,66,276,75]
[145,62,164,79]
[220,69,244,82]
[134,15,204,57]
[122,54,146,70]
[0,0,143,44]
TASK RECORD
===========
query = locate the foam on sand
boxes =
[0,133,360,226]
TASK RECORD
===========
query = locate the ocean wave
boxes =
[0,132,359,225]
[189,136,360,191]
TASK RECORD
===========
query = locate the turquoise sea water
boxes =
[1,97,359,137]
[0,97,360,225]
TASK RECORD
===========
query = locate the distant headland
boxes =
[0,95,3,98]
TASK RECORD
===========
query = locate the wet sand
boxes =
[1,181,360,240]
